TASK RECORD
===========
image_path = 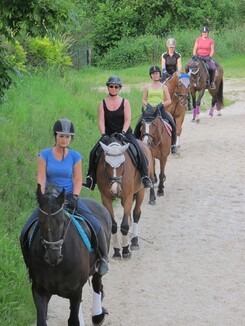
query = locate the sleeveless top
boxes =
[162,51,181,75]
[103,98,132,135]
[148,87,163,107]
[195,37,214,57]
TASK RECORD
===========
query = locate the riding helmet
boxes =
[166,38,176,48]
[201,26,209,33]
[53,118,75,136]
[149,65,161,76]
[106,76,122,87]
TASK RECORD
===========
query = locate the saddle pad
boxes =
[65,211,93,252]
[163,120,172,137]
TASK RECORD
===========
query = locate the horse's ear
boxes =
[36,184,44,205]
[57,188,66,205]
[142,106,145,114]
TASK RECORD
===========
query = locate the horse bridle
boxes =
[39,204,70,252]
[141,117,164,147]
[104,160,126,189]
[173,82,189,113]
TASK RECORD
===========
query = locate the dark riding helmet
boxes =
[106,76,122,87]
[201,26,209,33]
[53,118,75,136]
[149,65,161,76]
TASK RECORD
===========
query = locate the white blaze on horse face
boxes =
[143,123,150,144]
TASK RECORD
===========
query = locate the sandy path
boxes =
[34,79,245,326]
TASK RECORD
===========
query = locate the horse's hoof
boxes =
[157,190,164,196]
[112,248,121,259]
[217,112,222,116]
[149,200,156,205]
[92,307,108,326]
[130,237,140,251]
[122,251,132,260]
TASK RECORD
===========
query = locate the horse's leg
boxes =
[149,184,156,205]
[91,272,108,326]
[32,288,50,326]
[101,194,121,258]
[208,92,216,117]
[157,157,167,196]
[195,89,205,122]
[121,198,133,259]
[68,292,82,326]
[131,189,145,250]
[191,90,196,122]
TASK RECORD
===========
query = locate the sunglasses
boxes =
[108,85,120,89]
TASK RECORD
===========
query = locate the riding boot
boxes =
[138,149,152,188]
[210,70,216,89]
[96,229,109,276]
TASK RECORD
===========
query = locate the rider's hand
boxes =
[118,131,126,142]
[68,194,79,211]
[100,133,109,143]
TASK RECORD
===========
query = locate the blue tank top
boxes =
[39,148,82,194]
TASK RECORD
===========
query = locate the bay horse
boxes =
[22,184,111,326]
[96,133,155,259]
[188,56,224,122]
[165,72,189,149]
[139,106,172,196]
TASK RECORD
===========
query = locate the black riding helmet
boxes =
[53,118,75,137]
[149,65,161,77]
[201,26,209,33]
[106,76,122,87]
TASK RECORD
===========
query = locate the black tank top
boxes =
[103,99,132,135]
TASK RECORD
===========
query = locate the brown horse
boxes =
[139,107,172,196]
[96,133,155,259]
[165,72,189,149]
[188,56,224,122]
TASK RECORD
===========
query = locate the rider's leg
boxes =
[83,142,101,190]
[20,208,39,269]
[126,133,152,188]
[76,199,109,276]
[159,108,177,153]
[209,70,216,89]
[134,117,143,139]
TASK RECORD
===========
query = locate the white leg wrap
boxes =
[79,303,85,326]
[112,233,120,249]
[92,291,102,316]
[132,222,139,238]
[122,234,129,247]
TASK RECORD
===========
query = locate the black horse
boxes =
[21,184,111,326]
[188,56,224,122]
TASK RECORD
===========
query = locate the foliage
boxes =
[26,36,72,68]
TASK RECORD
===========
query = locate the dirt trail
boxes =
[33,79,245,326]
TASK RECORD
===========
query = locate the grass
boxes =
[0,54,244,326]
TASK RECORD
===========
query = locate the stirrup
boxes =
[82,176,94,190]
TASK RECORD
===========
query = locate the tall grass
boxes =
[0,55,244,325]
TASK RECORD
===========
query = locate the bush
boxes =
[26,36,72,69]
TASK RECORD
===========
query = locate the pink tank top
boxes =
[195,37,214,57]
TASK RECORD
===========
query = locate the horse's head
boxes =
[100,140,129,197]
[140,107,159,146]
[174,74,190,109]
[36,184,67,266]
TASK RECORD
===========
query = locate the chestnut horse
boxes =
[21,184,112,326]
[96,133,155,259]
[139,107,172,196]
[188,56,224,122]
[165,72,189,149]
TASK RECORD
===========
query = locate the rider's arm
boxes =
[73,160,82,196]
[123,99,131,133]
[193,41,198,56]
[177,57,182,73]
[161,56,166,71]
[37,157,46,194]
[98,101,105,135]
[210,42,214,58]
[163,85,171,107]
[142,86,148,106]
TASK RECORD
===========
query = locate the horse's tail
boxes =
[217,78,224,107]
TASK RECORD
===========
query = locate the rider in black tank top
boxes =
[83,76,152,190]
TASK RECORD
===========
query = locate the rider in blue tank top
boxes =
[20,118,109,276]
